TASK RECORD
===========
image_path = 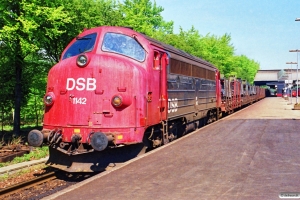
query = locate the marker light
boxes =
[112,95,122,107]
[44,92,55,106]
[76,54,89,67]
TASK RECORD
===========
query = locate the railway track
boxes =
[0,164,105,199]
[0,171,57,198]
[0,144,146,199]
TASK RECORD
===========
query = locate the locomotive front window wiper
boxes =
[76,36,92,40]
[133,35,148,53]
[62,33,97,60]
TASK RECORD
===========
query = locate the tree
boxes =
[0,44,15,130]
[234,55,260,83]
[43,0,123,62]
[119,0,173,37]
[0,0,72,134]
[21,53,50,126]
[158,26,259,82]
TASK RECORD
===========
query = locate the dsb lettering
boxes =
[66,78,96,91]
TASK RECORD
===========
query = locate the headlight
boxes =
[111,94,132,108]
[76,54,88,67]
[44,92,55,106]
[112,95,122,107]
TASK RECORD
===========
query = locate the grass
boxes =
[10,135,23,145]
[0,125,49,168]
[0,126,49,181]
[0,146,49,168]
[5,135,24,148]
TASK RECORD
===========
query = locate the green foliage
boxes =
[0,0,72,58]
[159,26,259,83]
[231,55,260,83]
[20,54,51,126]
[118,0,173,37]
[44,0,123,62]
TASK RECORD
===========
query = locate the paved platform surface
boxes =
[44,97,300,200]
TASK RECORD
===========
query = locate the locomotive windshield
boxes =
[102,32,146,62]
[62,33,97,60]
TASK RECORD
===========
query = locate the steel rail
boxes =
[0,171,57,197]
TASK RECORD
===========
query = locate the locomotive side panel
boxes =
[167,54,217,123]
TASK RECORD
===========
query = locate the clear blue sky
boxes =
[155,0,300,70]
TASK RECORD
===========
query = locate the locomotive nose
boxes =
[28,129,44,147]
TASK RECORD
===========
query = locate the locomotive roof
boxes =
[80,26,217,71]
[141,34,217,71]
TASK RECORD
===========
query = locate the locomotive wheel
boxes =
[169,123,178,141]
[176,122,186,138]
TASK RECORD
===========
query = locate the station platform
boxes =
[44,97,300,200]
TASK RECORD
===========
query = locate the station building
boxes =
[254,69,299,97]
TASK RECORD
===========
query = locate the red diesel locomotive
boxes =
[28,26,264,172]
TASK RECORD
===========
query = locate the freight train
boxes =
[28,26,265,172]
